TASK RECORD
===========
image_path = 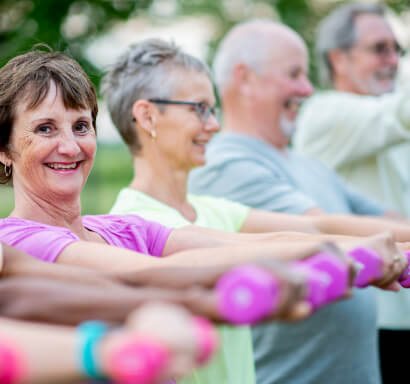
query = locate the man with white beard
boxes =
[294,3,410,382]
[189,19,393,384]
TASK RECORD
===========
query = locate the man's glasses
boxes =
[148,99,220,123]
[355,41,406,59]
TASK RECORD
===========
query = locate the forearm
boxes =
[311,214,410,242]
[0,318,83,384]
[0,277,219,325]
[58,239,327,289]
[2,244,117,288]
[239,209,319,234]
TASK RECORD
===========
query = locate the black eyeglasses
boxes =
[148,99,219,123]
[356,41,406,59]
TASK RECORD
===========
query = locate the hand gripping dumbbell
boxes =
[216,252,347,325]
[347,247,410,288]
[399,251,410,287]
[108,317,218,384]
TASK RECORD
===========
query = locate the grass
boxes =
[0,144,134,217]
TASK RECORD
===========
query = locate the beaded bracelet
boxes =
[77,321,109,381]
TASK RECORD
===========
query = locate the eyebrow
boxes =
[31,115,92,124]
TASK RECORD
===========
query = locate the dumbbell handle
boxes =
[108,317,218,384]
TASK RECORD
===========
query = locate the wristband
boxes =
[77,321,109,381]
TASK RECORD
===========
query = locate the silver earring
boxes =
[4,164,11,177]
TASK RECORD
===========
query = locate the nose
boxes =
[57,131,81,157]
[204,114,220,134]
[385,50,399,68]
[298,76,313,97]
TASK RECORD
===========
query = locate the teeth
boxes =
[288,102,299,112]
[47,163,77,170]
[285,98,303,112]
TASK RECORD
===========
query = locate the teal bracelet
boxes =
[77,321,109,381]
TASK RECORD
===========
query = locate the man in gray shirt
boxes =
[189,19,389,384]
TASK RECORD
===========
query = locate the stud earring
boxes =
[4,163,12,177]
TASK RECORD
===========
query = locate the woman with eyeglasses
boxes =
[105,39,410,243]
[0,48,339,301]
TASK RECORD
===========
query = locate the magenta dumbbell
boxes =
[299,252,350,302]
[0,341,24,384]
[192,317,219,365]
[108,338,170,384]
[217,265,281,325]
[216,263,335,324]
[291,264,332,310]
[347,247,410,288]
[398,251,410,287]
[108,317,218,384]
[347,247,383,287]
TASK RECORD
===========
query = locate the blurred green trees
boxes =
[0,0,408,216]
[1,0,408,88]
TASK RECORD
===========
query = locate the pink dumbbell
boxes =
[347,247,383,287]
[398,251,410,287]
[291,264,332,310]
[347,247,410,288]
[0,342,24,384]
[109,338,170,384]
[298,252,350,302]
[216,265,281,325]
[108,318,218,384]
[192,317,219,365]
[216,260,336,325]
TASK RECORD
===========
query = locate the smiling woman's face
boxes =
[6,81,96,202]
[150,70,219,171]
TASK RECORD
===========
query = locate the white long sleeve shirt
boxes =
[295,88,410,329]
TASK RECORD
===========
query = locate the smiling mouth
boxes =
[374,69,396,81]
[46,162,81,170]
[284,98,303,113]
[193,140,209,146]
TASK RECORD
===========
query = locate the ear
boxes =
[232,63,255,96]
[328,49,349,78]
[131,100,157,138]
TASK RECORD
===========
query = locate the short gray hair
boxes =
[316,2,385,88]
[213,19,277,94]
[102,38,210,154]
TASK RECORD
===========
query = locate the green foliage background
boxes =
[0,0,408,216]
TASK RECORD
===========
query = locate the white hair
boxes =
[213,19,278,94]
[102,38,210,154]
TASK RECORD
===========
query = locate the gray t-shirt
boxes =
[189,132,383,384]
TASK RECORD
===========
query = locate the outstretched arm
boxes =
[239,209,410,242]
[0,303,211,384]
